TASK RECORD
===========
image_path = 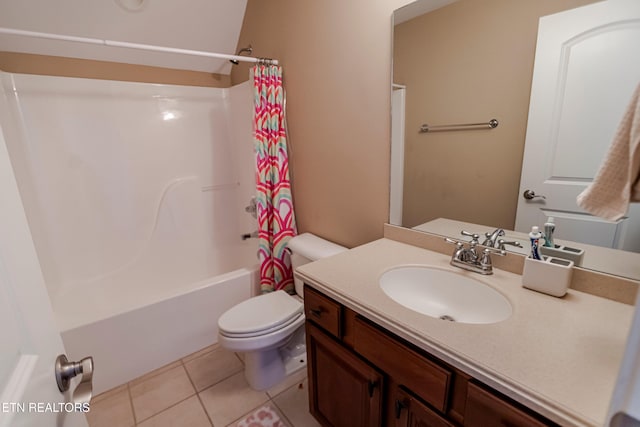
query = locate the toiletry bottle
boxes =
[543,217,555,248]
[529,226,542,260]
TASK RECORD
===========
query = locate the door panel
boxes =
[515,0,640,252]
[0,120,88,427]
[306,322,383,427]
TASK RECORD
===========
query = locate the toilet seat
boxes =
[218,290,303,338]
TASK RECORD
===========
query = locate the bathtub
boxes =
[0,72,260,395]
[59,265,257,395]
[50,173,260,395]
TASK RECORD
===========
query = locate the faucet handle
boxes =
[460,230,480,244]
[497,239,523,250]
[445,237,466,262]
[479,247,506,273]
[483,247,506,257]
[444,237,464,248]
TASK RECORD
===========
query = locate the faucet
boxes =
[481,228,523,251]
[482,228,505,248]
[445,231,505,275]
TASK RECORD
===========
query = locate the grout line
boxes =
[128,361,182,388]
[195,392,215,427]
[234,352,245,366]
[270,398,295,427]
[129,364,198,425]
[132,393,199,425]
[126,383,137,426]
[181,357,196,389]
[179,355,218,419]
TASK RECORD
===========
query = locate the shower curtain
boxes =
[252,64,297,294]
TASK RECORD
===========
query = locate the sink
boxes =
[379,266,512,324]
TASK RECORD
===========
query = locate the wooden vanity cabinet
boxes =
[304,285,559,427]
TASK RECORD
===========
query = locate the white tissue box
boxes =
[522,256,573,297]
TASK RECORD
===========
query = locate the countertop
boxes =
[295,238,635,427]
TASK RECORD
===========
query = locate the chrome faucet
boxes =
[482,228,505,248]
[481,228,523,251]
[445,231,505,275]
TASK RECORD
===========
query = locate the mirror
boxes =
[391,0,640,280]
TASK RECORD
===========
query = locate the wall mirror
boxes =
[390,0,640,280]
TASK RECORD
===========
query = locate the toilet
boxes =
[217,233,347,390]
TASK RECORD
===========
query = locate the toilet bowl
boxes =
[217,233,346,390]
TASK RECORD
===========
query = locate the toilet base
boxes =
[242,327,307,391]
[244,349,286,390]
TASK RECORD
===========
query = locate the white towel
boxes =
[576,82,640,221]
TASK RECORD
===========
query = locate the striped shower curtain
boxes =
[252,64,297,294]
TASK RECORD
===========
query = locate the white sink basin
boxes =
[379,266,512,324]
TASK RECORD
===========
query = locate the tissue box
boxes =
[522,256,573,297]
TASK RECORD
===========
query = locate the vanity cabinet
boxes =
[304,285,559,427]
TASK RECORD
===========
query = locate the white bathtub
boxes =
[52,171,259,395]
[60,265,257,395]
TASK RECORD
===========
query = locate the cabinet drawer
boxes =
[353,317,451,413]
[304,285,342,338]
[465,382,556,427]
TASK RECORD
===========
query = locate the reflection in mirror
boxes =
[391,0,640,280]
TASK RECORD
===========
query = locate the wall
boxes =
[2,0,412,249]
[394,0,597,229]
[231,0,413,248]
[0,0,247,73]
[0,73,254,301]
[0,52,230,87]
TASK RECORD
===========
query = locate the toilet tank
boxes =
[287,233,347,297]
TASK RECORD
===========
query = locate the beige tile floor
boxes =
[86,344,321,427]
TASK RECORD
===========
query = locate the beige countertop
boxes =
[295,238,635,427]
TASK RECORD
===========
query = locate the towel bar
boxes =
[420,119,499,133]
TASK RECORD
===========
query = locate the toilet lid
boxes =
[218,290,303,336]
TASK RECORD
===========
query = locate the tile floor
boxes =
[86,344,321,427]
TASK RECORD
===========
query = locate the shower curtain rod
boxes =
[0,27,279,66]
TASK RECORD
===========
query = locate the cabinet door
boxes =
[465,383,556,427]
[306,322,384,427]
[394,388,454,427]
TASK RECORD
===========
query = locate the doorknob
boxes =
[523,189,546,200]
[55,354,93,404]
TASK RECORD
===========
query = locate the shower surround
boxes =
[0,72,258,394]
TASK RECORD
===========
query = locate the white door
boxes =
[0,125,89,427]
[515,0,640,252]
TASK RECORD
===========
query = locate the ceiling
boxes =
[0,0,248,74]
